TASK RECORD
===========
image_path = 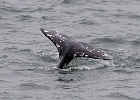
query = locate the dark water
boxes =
[0,0,140,100]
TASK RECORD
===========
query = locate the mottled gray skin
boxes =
[40,28,112,69]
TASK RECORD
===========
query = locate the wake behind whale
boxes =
[40,28,112,69]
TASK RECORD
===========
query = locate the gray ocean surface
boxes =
[0,0,140,100]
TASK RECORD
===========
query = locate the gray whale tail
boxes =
[40,28,112,69]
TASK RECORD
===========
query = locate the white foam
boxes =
[68,66,92,71]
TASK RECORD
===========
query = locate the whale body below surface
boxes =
[40,28,112,69]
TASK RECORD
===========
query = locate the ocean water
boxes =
[0,0,140,100]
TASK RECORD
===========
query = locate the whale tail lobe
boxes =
[40,28,112,69]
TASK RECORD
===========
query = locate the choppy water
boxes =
[0,0,140,100]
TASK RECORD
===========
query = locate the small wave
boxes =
[62,0,75,4]
[79,19,97,25]
[57,77,74,83]
[73,19,98,26]
[130,38,140,46]
[46,65,93,74]
[2,46,19,53]
[92,37,127,44]
[107,93,138,100]
[15,15,33,21]
[58,61,111,72]
[0,3,26,14]
[1,55,8,58]
[68,66,93,71]
[113,69,135,74]
[30,7,53,12]
[41,16,54,21]
[16,49,32,53]
[2,47,31,57]
[36,51,58,63]
[134,58,140,63]
[19,83,49,90]
[113,13,140,20]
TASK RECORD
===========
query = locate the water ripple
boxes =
[107,93,139,100]
[19,83,50,90]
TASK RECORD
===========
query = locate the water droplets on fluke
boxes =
[44,30,49,33]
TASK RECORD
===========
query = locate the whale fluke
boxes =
[40,28,112,69]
